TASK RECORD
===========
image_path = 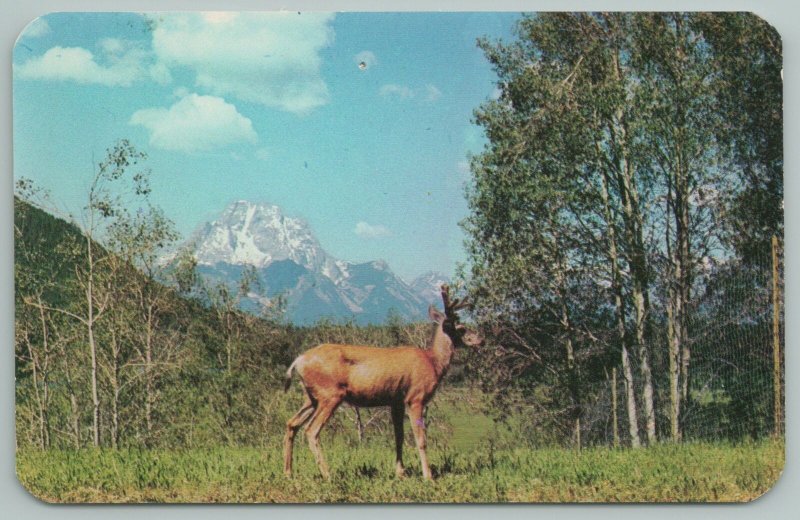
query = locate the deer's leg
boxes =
[391,402,406,477]
[407,402,432,480]
[304,398,341,479]
[284,393,315,477]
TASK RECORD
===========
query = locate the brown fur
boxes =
[283,285,483,480]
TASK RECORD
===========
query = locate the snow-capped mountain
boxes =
[191,200,346,282]
[182,200,447,325]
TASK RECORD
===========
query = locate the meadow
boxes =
[17,429,784,503]
[15,388,785,503]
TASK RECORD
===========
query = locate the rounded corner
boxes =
[14,13,54,51]
[15,455,58,504]
[739,11,783,50]
[742,440,786,504]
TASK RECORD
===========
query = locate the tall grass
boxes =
[17,438,783,503]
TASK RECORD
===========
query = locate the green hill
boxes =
[13,198,438,450]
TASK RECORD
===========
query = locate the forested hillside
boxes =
[16,194,451,450]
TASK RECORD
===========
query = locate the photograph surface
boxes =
[13,11,784,503]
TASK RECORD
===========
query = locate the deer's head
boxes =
[427,285,484,348]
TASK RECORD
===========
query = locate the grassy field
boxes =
[16,437,783,503]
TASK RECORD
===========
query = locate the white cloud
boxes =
[99,37,125,55]
[148,62,172,85]
[354,50,377,69]
[130,93,258,153]
[96,37,172,85]
[22,18,51,38]
[15,38,172,87]
[354,221,391,239]
[15,46,147,86]
[425,84,442,102]
[150,12,335,114]
[380,83,414,99]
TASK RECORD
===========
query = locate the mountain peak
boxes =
[190,199,330,272]
[181,200,446,324]
[371,259,389,271]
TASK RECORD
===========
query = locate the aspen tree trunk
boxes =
[599,159,642,448]
[110,329,120,449]
[565,332,581,450]
[666,184,682,441]
[111,386,119,449]
[675,161,691,419]
[145,303,154,443]
[86,234,101,447]
[62,355,81,448]
[554,249,581,450]
[23,332,45,449]
[667,297,681,441]
[612,368,619,448]
[673,15,694,422]
[664,140,692,440]
[620,150,656,444]
[611,50,656,444]
[35,299,52,448]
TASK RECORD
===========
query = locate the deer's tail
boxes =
[284,357,300,392]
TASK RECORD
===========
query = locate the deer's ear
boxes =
[428,304,445,324]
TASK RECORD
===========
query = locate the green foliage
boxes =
[16,438,784,503]
[14,195,86,305]
[462,12,782,445]
[692,13,783,262]
[14,193,296,449]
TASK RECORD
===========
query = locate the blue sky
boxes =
[13,12,520,281]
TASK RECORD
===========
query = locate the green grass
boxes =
[16,438,783,503]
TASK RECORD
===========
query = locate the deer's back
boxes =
[294,343,438,406]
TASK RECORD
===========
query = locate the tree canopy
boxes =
[463,13,782,445]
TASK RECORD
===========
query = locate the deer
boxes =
[282,285,484,480]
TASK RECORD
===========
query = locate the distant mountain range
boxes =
[181,200,450,325]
